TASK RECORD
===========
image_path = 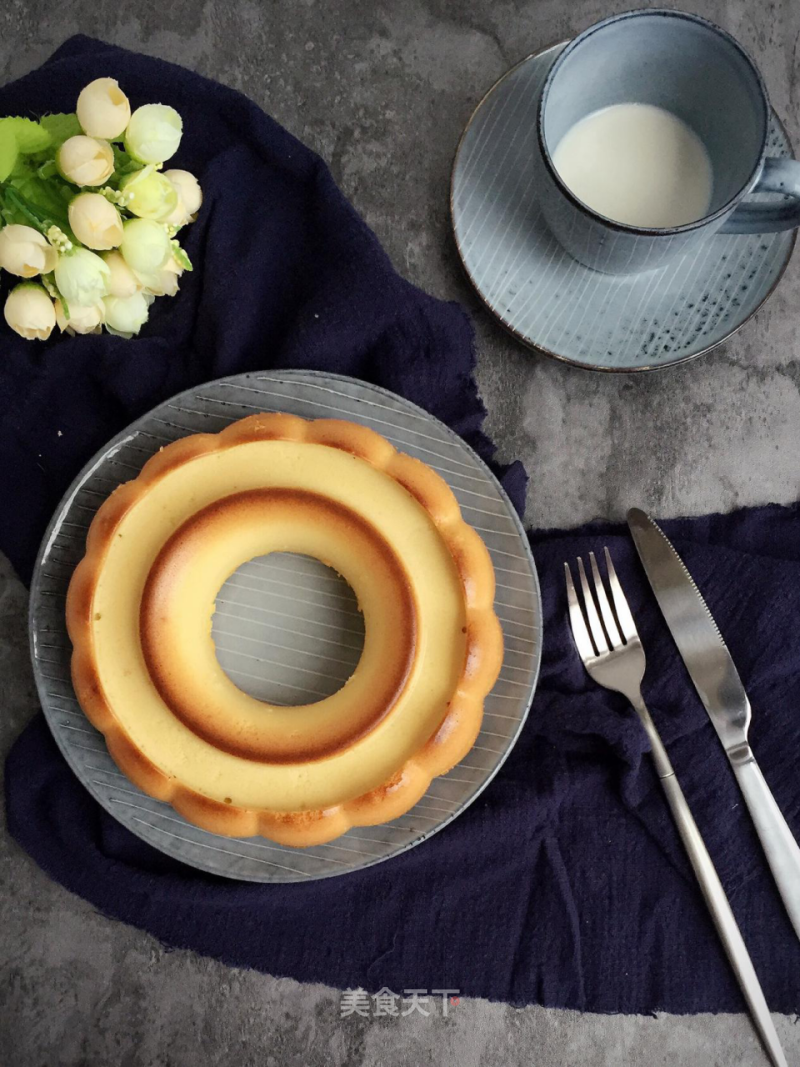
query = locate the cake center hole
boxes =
[211,553,365,706]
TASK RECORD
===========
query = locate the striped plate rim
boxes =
[29,370,542,882]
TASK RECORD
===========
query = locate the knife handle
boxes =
[656,769,787,1067]
[732,747,800,943]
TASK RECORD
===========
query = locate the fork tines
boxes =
[565,548,638,660]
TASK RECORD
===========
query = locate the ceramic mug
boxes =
[536,9,800,274]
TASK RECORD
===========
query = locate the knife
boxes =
[627,507,800,944]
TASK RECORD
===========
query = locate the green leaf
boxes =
[39,112,82,150]
[9,153,29,180]
[4,167,72,231]
[101,144,143,189]
[0,125,19,182]
[112,144,134,170]
[0,193,24,226]
[0,186,51,231]
[0,183,72,237]
[0,117,52,154]
[171,242,193,272]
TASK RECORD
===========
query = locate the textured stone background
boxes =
[2,1,799,1064]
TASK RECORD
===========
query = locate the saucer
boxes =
[450,43,796,372]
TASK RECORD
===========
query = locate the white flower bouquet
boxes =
[0,78,202,340]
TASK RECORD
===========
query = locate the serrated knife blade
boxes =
[626,507,751,752]
[627,506,800,944]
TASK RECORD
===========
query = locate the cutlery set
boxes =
[566,510,798,1067]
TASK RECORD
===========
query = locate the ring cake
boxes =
[66,413,503,847]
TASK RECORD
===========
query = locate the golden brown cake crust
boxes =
[66,414,503,848]
[140,487,418,763]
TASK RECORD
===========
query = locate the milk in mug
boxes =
[551,103,714,229]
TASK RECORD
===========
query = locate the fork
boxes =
[565,549,787,1067]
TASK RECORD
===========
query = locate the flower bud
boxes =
[54,248,111,307]
[55,299,104,335]
[124,104,182,165]
[4,283,56,340]
[102,250,142,298]
[76,78,131,140]
[103,291,149,335]
[162,169,202,226]
[119,218,170,276]
[136,254,183,297]
[0,224,58,277]
[119,167,178,222]
[68,192,124,250]
[57,135,115,186]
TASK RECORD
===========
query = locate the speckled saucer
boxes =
[451,43,796,372]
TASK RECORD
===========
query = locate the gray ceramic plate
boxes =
[29,371,541,883]
[451,43,796,372]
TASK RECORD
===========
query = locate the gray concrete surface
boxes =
[2,0,800,1064]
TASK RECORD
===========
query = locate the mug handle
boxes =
[720,158,800,234]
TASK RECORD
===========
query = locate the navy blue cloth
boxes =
[3,38,800,1016]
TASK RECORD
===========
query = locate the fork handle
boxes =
[732,751,800,943]
[633,698,787,1067]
